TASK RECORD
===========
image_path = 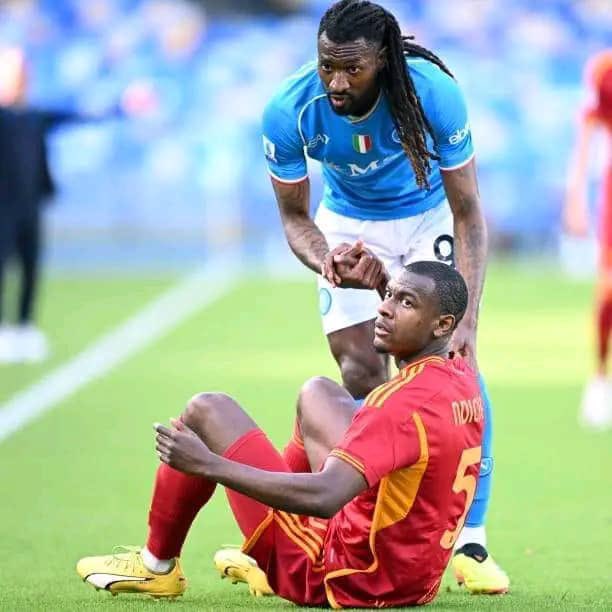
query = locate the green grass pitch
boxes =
[0,262,610,610]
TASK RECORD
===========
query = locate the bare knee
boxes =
[182,392,236,437]
[297,376,337,424]
[338,356,387,399]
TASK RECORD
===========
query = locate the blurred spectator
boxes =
[563,49,612,429]
[0,45,146,364]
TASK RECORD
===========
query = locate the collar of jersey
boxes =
[346,91,383,124]
[398,354,446,376]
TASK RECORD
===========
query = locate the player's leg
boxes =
[297,375,357,470]
[580,170,612,429]
[0,215,18,363]
[401,201,509,594]
[314,205,399,399]
[14,211,48,362]
[76,392,272,598]
[282,374,357,472]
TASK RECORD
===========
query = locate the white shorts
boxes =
[314,202,454,335]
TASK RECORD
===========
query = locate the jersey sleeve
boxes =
[329,404,421,488]
[425,70,474,171]
[261,96,307,183]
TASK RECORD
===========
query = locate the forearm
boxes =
[282,212,330,274]
[453,208,487,327]
[204,454,334,518]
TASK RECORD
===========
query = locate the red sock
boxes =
[146,464,216,559]
[282,419,311,473]
[597,297,612,371]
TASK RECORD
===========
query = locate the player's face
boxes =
[317,32,385,117]
[373,272,451,360]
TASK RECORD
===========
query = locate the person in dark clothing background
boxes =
[0,46,55,363]
[0,46,145,364]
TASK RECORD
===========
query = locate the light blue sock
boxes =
[465,373,493,528]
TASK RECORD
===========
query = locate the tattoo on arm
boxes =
[442,161,488,326]
[272,178,330,274]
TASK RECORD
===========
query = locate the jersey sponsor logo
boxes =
[307,133,330,149]
[352,134,372,154]
[348,159,380,176]
[449,122,470,145]
[452,395,484,426]
[262,135,277,162]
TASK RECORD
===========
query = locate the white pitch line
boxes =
[0,259,239,444]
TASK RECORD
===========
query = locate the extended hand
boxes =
[449,319,478,371]
[154,419,211,476]
[322,240,389,292]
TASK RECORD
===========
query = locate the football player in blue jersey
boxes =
[262,0,508,594]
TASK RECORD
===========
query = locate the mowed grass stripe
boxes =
[0,264,238,443]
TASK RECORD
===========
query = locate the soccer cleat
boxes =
[76,546,186,599]
[213,547,274,597]
[451,543,509,595]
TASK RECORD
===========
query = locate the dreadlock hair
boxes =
[318,0,454,189]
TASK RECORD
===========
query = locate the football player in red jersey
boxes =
[564,49,612,429]
[76,260,489,606]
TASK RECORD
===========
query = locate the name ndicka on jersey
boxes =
[452,395,484,426]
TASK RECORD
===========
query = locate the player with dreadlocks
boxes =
[261,0,509,596]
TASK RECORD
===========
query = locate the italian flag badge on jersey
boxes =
[352,134,372,154]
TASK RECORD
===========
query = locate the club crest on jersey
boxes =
[352,134,372,154]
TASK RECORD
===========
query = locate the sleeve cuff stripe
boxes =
[267,170,308,184]
[330,449,366,474]
[438,152,475,172]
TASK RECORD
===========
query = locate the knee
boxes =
[182,391,233,434]
[297,376,336,424]
[338,356,386,399]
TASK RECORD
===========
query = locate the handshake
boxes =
[321,240,389,299]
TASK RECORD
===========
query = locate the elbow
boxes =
[310,492,343,519]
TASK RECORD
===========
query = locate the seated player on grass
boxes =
[76,260,484,608]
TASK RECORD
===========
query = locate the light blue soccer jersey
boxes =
[262,58,474,220]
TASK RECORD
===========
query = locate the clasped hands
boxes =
[321,240,389,298]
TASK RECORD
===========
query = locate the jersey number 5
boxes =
[439,446,482,550]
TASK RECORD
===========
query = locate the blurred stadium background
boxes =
[0,0,610,269]
[1,1,611,610]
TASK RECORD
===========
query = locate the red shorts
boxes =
[223,429,328,606]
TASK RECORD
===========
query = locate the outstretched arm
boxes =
[441,159,487,368]
[155,421,367,518]
[272,177,333,276]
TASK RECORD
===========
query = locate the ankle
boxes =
[141,546,174,574]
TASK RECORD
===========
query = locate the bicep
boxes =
[441,159,482,219]
[271,176,310,218]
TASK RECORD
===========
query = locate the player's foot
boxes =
[451,543,509,595]
[213,547,274,597]
[14,324,49,363]
[76,546,186,598]
[0,325,19,364]
[580,376,612,430]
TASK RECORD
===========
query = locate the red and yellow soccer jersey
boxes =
[323,355,484,608]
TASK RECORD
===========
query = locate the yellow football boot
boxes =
[451,544,509,595]
[76,546,186,599]
[213,547,274,597]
